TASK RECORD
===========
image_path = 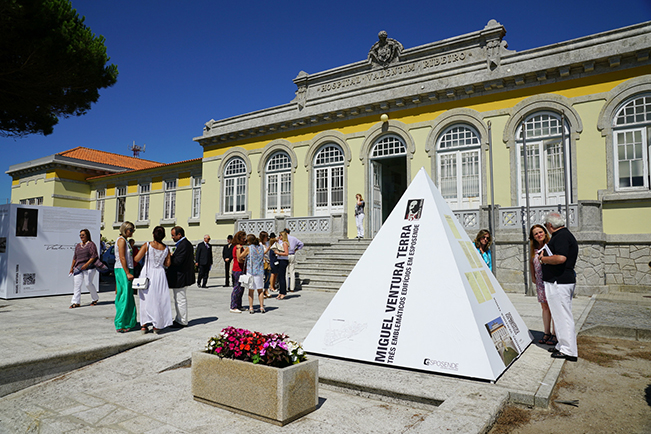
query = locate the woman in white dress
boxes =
[134,226,173,334]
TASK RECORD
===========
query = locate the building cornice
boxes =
[195,20,651,148]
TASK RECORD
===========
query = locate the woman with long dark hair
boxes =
[229,231,247,313]
[473,229,493,269]
[133,226,173,334]
[529,224,556,345]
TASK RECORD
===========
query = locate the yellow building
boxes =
[7,20,651,294]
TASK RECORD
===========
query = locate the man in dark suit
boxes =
[195,234,213,288]
[222,235,233,287]
[167,226,195,328]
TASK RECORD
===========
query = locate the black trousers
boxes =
[224,260,231,286]
[198,265,210,287]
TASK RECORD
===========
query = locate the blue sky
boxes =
[3,0,650,203]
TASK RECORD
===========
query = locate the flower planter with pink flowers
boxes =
[191,327,318,426]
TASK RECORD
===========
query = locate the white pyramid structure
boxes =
[304,168,532,381]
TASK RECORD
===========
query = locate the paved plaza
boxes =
[0,278,648,433]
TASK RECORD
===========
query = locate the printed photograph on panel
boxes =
[485,317,519,366]
[16,208,38,237]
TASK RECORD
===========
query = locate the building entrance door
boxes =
[369,156,407,237]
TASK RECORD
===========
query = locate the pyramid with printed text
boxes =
[304,168,532,381]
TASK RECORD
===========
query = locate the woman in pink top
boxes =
[69,229,100,308]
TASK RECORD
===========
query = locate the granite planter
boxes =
[191,351,318,426]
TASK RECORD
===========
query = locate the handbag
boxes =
[132,243,150,291]
[132,276,149,290]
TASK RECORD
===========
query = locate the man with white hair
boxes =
[539,212,579,362]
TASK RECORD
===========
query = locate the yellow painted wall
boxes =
[484,115,512,206]
[603,201,651,235]
[573,100,608,201]
[53,180,91,197]
[409,126,432,177]
[345,136,366,237]
[10,176,53,206]
[52,197,89,209]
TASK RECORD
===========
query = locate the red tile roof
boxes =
[57,147,163,171]
[86,158,202,180]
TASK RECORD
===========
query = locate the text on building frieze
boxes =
[318,51,469,94]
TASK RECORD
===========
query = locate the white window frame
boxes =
[191,176,201,219]
[371,134,407,158]
[163,180,176,220]
[313,144,345,215]
[515,112,570,206]
[138,184,150,222]
[265,152,292,218]
[19,196,44,206]
[96,189,105,223]
[436,125,482,210]
[115,186,126,223]
[612,95,651,191]
[224,158,247,214]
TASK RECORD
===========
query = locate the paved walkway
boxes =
[0,278,634,433]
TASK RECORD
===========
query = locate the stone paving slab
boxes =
[0,277,596,433]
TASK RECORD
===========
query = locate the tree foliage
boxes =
[0,0,118,137]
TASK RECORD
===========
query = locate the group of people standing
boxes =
[71,223,195,334]
[225,229,303,314]
[472,212,579,362]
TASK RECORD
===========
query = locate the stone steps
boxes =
[297,239,370,292]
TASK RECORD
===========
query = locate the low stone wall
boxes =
[605,244,651,291]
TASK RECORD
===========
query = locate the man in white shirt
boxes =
[284,228,304,292]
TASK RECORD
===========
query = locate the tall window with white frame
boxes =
[191,176,201,219]
[96,189,105,223]
[164,179,176,220]
[138,184,150,222]
[516,112,570,206]
[612,94,651,190]
[265,152,292,218]
[223,157,247,213]
[116,186,126,223]
[436,125,482,210]
[314,144,345,215]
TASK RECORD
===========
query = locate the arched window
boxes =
[436,124,481,209]
[612,94,651,190]
[515,112,570,205]
[313,144,345,215]
[266,152,292,217]
[223,157,247,213]
[371,135,407,158]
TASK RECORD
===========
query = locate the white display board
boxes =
[0,204,101,299]
[304,168,533,381]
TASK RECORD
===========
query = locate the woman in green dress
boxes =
[114,222,138,332]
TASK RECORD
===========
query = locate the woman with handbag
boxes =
[229,231,247,313]
[69,229,100,308]
[114,222,138,333]
[133,226,173,334]
[238,234,266,314]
